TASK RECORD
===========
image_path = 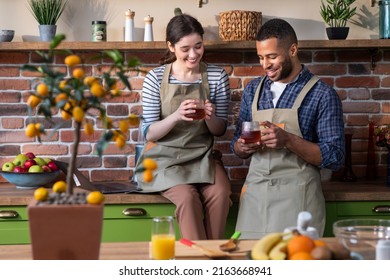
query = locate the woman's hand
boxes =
[204,99,215,120]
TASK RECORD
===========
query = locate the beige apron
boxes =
[236,76,326,239]
[135,62,215,192]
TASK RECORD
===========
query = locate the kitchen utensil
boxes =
[180,238,228,259]
[219,231,241,252]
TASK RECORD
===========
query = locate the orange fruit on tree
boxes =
[52,181,67,193]
[72,106,85,123]
[143,169,154,182]
[59,80,67,90]
[36,83,49,96]
[72,68,85,79]
[34,187,49,201]
[287,234,315,258]
[289,251,314,260]
[84,122,94,135]
[61,109,72,120]
[115,134,126,148]
[143,158,157,171]
[87,191,105,205]
[25,123,38,137]
[64,54,81,67]
[34,123,43,135]
[119,120,129,133]
[55,93,68,104]
[90,83,106,97]
[27,95,41,109]
[128,113,140,126]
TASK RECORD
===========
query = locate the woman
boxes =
[135,14,232,240]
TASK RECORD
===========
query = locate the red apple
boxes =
[25,152,36,159]
[13,166,27,173]
[47,161,59,171]
[24,159,37,169]
[42,165,52,172]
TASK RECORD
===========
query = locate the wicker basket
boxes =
[218,10,262,41]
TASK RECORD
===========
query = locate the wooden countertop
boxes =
[0,180,389,206]
[0,238,338,260]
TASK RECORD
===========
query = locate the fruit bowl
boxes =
[333,218,390,260]
[0,170,60,189]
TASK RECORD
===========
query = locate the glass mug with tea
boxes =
[151,216,175,260]
[241,121,261,143]
[184,98,206,120]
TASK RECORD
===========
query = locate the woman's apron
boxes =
[236,76,326,239]
[135,62,215,192]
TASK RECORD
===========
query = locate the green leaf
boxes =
[50,34,66,49]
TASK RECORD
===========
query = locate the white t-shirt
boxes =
[270,81,287,107]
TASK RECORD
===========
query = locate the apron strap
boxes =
[291,75,319,109]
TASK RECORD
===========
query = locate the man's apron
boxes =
[135,62,215,192]
[236,76,326,239]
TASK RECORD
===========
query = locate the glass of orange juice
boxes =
[151,216,175,260]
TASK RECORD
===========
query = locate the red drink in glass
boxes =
[241,130,261,143]
[185,108,206,120]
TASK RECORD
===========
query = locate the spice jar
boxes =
[92,21,107,42]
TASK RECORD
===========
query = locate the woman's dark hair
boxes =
[256,18,298,49]
[159,14,204,65]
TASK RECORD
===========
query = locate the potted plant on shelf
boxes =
[21,34,148,259]
[27,0,67,41]
[320,0,357,40]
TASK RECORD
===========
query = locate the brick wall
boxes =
[1,48,389,183]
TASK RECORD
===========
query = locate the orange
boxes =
[25,123,38,137]
[34,187,49,201]
[313,239,327,247]
[34,123,43,135]
[143,169,154,182]
[72,68,85,79]
[287,235,315,257]
[143,158,157,171]
[128,114,140,126]
[55,93,68,104]
[52,181,67,193]
[27,95,41,109]
[72,106,85,123]
[64,54,81,67]
[115,134,126,148]
[36,83,49,96]
[119,120,129,133]
[83,76,97,86]
[90,83,106,97]
[84,122,94,135]
[289,251,314,260]
[87,191,105,205]
[61,110,72,120]
[59,80,67,90]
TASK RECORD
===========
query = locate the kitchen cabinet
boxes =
[324,201,390,237]
[0,202,239,245]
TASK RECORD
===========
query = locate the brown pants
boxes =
[161,161,232,240]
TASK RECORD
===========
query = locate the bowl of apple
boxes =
[0,152,61,189]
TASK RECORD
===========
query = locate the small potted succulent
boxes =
[27,0,67,41]
[320,0,357,39]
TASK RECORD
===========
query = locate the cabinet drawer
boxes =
[337,201,390,217]
[102,203,179,242]
[0,206,30,244]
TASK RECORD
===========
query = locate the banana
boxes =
[250,232,283,260]
[268,240,288,260]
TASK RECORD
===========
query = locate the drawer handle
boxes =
[0,210,19,218]
[372,205,390,213]
[122,208,147,216]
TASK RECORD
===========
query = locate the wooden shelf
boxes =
[1,39,390,51]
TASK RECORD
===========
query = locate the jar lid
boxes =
[92,21,106,24]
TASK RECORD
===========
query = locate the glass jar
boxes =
[92,21,107,42]
[379,0,390,39]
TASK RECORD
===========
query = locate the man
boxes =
[231,18,345,239]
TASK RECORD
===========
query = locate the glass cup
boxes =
[184,98,206,120]
[241,121,261,143]
[151,216,175,260]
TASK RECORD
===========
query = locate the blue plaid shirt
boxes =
[231,66,345,171]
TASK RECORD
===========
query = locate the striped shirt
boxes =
[230,66,345,171]
[141,64,231,135]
